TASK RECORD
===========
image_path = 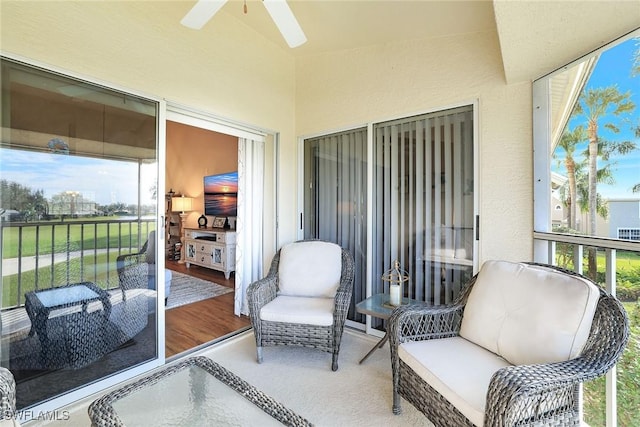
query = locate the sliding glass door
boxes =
[303,105,476,326]
[0,57,160,412]
[303,128,367,322]
[372,105,475,306]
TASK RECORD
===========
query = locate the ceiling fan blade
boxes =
[181,0,228,30]
[263,0,307,48]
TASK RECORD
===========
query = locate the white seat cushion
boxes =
[278,241,342,298]
[459,260,600,366]
[260,295,334,326]
[399,336,511,427]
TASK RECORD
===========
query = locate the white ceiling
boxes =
[220,0,497,54]
[179,0,640,84]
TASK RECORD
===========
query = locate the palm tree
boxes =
[572,85,636,278]
[558,160,611,231]
[573,164,610,221]
[555,126,587,228]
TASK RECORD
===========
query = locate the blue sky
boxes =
[0,148,157,206]
[558,36,640,199]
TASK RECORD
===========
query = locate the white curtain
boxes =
[234,137,265,316]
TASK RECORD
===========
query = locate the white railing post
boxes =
[574,244,584,275]
[605,249,617,427]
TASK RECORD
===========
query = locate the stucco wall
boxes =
[296,30,534,264]
[0,0,298,243]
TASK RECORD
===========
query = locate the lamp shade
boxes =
[171,196,193,213]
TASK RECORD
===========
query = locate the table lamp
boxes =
[171,195,193,263]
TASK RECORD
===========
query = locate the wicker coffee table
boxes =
[88,356,311,427]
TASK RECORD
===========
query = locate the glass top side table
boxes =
[89,356,311,427]
[355,293,421,364]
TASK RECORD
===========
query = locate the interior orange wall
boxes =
[166,120,238,228]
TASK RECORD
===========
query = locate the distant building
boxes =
[608,199,640,241]
[0,209,23,221]
[551,172,568,228]
[49,192,97,217]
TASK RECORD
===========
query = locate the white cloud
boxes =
[1,148,158,206]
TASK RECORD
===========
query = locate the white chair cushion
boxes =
[399,336,511,427]
[260,295,334,326]
[459,260,600,366]
[278,241,342,298]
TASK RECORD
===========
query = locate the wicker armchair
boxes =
[247,240,355,371]
[0,367,19,426]
[117,230,172,304]
[389,261,629,426]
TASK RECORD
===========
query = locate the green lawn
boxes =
[1,218,155,307]
[584,301,639,427]
[2,252,124,307]
[559,249,640,271]
[1,218,154,259]
[597,251,640,269]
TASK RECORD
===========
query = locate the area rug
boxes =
[196,329,432,427]
[40,329,432,427]
[166,271,232,309]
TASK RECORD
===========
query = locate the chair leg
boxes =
[393,387,402,414]
[256,346,263,364]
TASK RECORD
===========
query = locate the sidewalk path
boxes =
[2,249,120,276]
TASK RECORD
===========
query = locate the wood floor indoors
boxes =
[164,260,251,358]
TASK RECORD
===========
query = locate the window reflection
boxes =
[549,36,640,240]
[0,57,159,410]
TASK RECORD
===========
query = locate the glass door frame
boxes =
[0,52,167,419]
[298,100,480,337]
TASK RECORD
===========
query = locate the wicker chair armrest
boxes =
[334,284,352,307]
[0,367,16,420]
[332,249,355,324]
[485,358,605,426]
[389,303,465,411]
[116,253,146,275]
[389,303,464,346]
[247,276,278,314]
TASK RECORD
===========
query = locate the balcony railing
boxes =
[1,218,155,309]
[534,231,639,427]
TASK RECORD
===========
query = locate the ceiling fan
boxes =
[181,0,307,48]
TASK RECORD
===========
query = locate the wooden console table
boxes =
[184,228,236,279]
